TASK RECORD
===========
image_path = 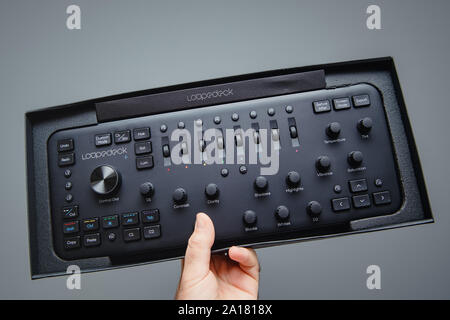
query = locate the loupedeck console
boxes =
[48,82,402,260]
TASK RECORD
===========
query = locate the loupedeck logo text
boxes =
[81,147,127,160]
[186,88,233,102]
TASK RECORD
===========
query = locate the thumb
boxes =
[181,212,215,283]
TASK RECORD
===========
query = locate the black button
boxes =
[160,124,168,132]
[267,108,275,116]
[64,236,80,250]
[375,178,383,187]
[231,113,239,121]
[136,156,154,170]
[65,194,73,203]
[123,228,141,242]
[107,232,116,241]
[114,130,131,144]
[65,181,72,190]
[349,179,368,193]
[331,197,351,212]
[64,169,72,178]
[84,233,101,247]
[239,165,247,174]
[352,194,371,208]
[133,128,150,140]
[352,95,370,107]
[144,225,161,239]
[82,218,99,232]
[334,184,342,193]
[135,141,152,155]
[102,215,119,229]
[63,221,79,234]
[121,212,139,226]
[313,100,331,113]
[95,133,112,147]
[62,205,78,219]
[57,139,74,152]
[162,144,170,157]
[249,111,257,119]
[289,126,298,139]
[373,191,392,206]
[214,116,221,124]
[58,153,75,167]
[285,105,293,113]
[333,97,351,110]
[221,168,229,177]
[142,209,160,224]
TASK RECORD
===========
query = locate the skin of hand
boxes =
[175,212,259,300]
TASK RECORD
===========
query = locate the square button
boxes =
[82,218,99,232]
[63,221,79,234]
[373,191,392,205]
[144,225,161,239]
[58,153,75,167]
[121,212,139,226]
[64,236,81,250]
[136,156,154,170]
[142,209,160,224]
[95,133,112,147]
[312,100,331,113]
[333,97,351,110]
[57,139,74,152]
[84,233,101,247]
[62,205,78,219]
[135,141,152,155]
[102,215,119,229]
[352,194,371,208]
[349,179,368,193]
[331,198,350,212]
[114,130,131,144]
[123,228,141,242]
[352,94,370,107]
[133,128,150,140]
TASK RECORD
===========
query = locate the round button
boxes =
[90,165,121,195]
[214,116,221,124]
[239,165,247,174]
[267,108,275,116]
[275,205,290,221]
[178,121,185,129]
[348,151,363,167]
[286,171,301,187]
[195,119,203,127]
[65,194,73,203]
[254,176,268,192]
[243,210,257,226]
[334,184,342,193]
[173,188,188,204]
[205,183,220,200]
[249,110,257,119]
[375,178,383,187]
[285,105,293,113]
[221,168,229,177]
[139,182,154,197]
[316,156,331,173]
[232,113,239,121]
[306,201,322,217]
[358,117,373,134]
[326,122,341,139]
[107,232,116,241]
[64,169,72,178]
[160,124,168,132]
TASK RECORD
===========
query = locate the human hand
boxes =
[175,212,259,300]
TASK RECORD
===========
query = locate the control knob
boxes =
[326,122,341,139]
[286,171,301,187]
[243,210,257,226]
[205,183,220,200]
[173,188,188,204]
[254,176,269,192]
[316,156,331,173]
[139,182,154,197]
[358,117,373,134]
[306,201,322,217]
[348,151,364,167]
[275,205,290,221]
[90,165,121,195]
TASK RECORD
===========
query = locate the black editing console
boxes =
[48,82,402,260]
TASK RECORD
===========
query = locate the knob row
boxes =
[325,117,373,139]
[316,151,364,173]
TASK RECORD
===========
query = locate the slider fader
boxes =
[48,83,402,260]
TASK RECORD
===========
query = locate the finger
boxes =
[228,246,259,280]
[182,212,215,283]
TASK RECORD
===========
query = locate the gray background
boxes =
[0,0,449,299]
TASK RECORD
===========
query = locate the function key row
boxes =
[313,94,370,113]
[95,128,150,147]
[332,190,391,212]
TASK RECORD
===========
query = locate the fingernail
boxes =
[195,213,205,230]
